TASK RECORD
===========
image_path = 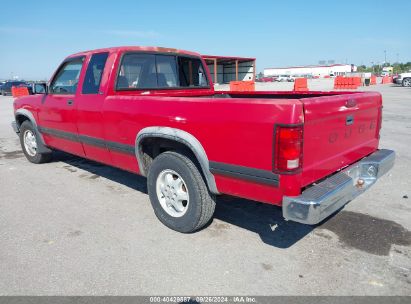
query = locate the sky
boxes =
[1,0,410,80]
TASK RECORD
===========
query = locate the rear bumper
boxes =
[283,149,395,225]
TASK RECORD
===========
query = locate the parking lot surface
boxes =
[0,82,410,295]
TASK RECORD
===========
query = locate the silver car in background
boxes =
[395,71,411,87]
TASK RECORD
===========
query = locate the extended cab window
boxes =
[156,55,178,87]
[50,58,84,94]
[116,53,208,90]
[178,57,208,87]
[117,54,156,89]
[82,52,109,94]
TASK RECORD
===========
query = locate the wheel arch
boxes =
[15,109,38,129]
[15,109,52,153]
[135,127,219,194]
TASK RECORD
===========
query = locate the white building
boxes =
[264,64,357,78]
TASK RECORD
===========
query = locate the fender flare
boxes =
[15,109,52,153]
[135,127,219,194]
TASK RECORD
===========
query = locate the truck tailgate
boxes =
[301,92,382,187]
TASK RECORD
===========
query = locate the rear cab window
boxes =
[116,52,209,90]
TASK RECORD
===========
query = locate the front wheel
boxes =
[147,151,216,233]
[402,78,411,87]
[19,121,52,164]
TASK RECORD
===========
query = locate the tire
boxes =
[402,78,411,87]
[147,151,216,233]
[19,121,52,164]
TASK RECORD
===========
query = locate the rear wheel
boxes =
[19,121,52,164]
[402,78,411,87]
[147,151,216,233]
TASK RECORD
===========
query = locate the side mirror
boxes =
[33,83,47,94]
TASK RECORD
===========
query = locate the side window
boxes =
[82,52,109,94]
[117,54,156,89]
[116,53,209,90]
[178,57,208,87]
[156,55,177,87]
[50,58,84,94]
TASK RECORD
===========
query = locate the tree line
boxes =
[357,62,411,74]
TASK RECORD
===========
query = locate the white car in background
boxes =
[275,75,294,82]
[287,75,296,82]
[395,71,411,87]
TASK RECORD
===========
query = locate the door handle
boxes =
[346,115,354,125]
[67,99,74,105]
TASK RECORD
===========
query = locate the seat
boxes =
[140,73,157,88]
[157,73,168,87]
[117,75,129,89]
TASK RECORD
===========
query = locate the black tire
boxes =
[402,78,411,87]
[147,151,216,233]
[19,121,52,164]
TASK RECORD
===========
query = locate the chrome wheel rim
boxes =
[23,130,37,157]
[156,169,189,217]
[404,79,411,87]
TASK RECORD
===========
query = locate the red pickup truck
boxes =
[12,46,395,233]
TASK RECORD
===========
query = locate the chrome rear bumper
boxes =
[283,149,395,225]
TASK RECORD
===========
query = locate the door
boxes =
[38,57,85,156]
[75,52,112,163]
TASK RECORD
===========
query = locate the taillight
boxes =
[274,125,303,173]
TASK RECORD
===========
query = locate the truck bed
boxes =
[214,90,382,189]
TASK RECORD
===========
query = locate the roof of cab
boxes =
[67,46,201,58]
